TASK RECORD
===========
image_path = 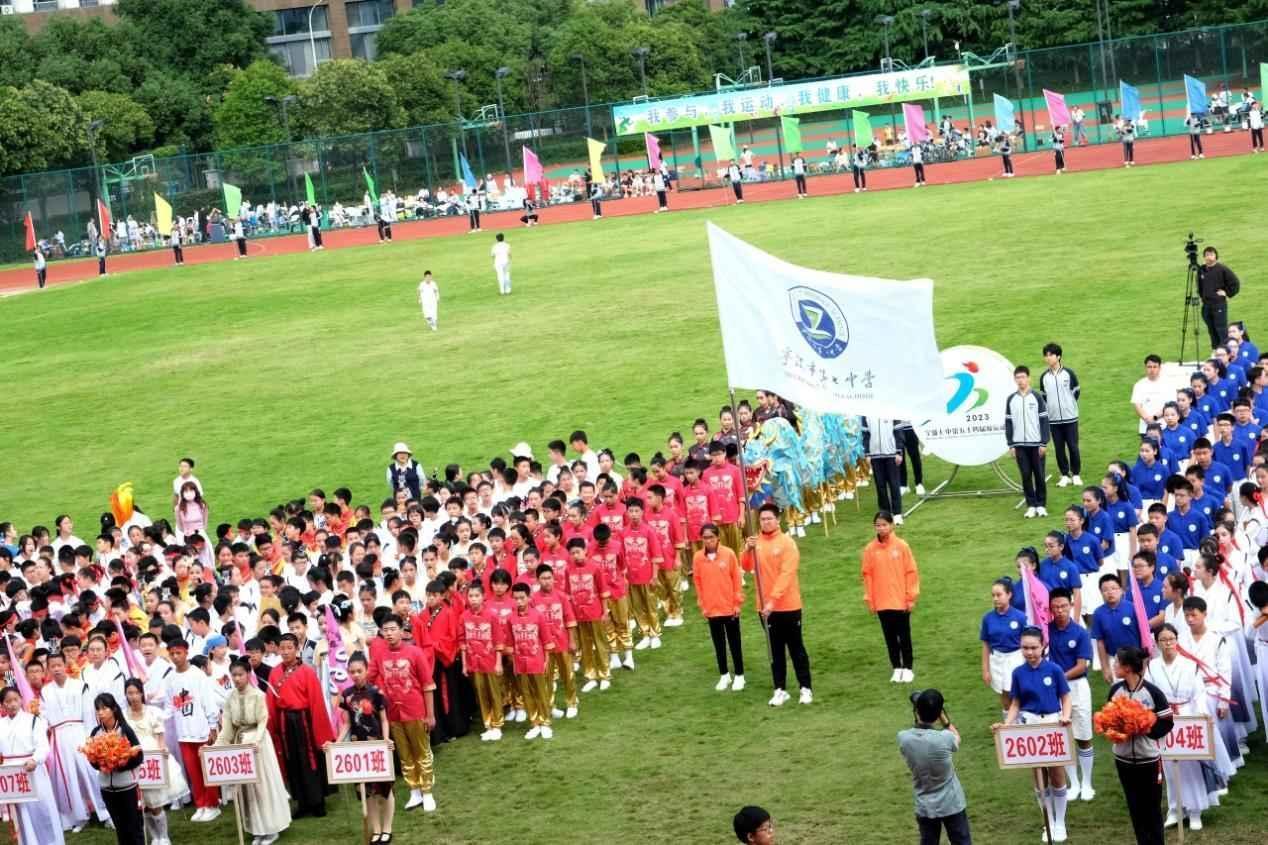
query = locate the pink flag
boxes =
[1020,565,1052,644]
[1043,89,1070,128]
[1128,576,1156,656]
[4,637,35,708]
[323,604,352,735]
[522,146,543,186]
[114,617,147,683]
[644,132,662,170]
[903,103,930,143]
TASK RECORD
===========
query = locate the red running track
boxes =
[2,131,1257,294]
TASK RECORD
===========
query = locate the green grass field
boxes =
[3,154,1267,844]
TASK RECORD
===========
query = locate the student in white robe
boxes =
[0,686,64,845]
[40,651,109,831]
[215,660,290,845]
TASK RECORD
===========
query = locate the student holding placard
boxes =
[124,679,186,845]
[219,660,291,845]
[0,686,63,845]
[334,653,395,844]
[993,627,1074,844]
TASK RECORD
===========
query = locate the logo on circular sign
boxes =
[788,286,848,359]
[915,346,1015,466]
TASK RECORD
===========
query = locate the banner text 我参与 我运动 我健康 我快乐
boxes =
[613,65,970,136]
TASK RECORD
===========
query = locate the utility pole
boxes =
[571,54,592,138]
[446,69,466,187]
[494,67,513,179]
[633,47,650,98]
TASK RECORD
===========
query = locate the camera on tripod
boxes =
[1184,232,1201,268]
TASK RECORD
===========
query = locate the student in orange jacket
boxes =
[741,502,812,707]
[693,524,746,692]
[860,510,921,684]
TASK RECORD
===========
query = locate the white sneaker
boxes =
[599,679,610,690]
[479,729,494,741]
[422,793,436,812]
[915,484,926,496]
[794,525,806,537]
[622,653,636,670]
[1188,814,1202,830]
[650,637,661,649]
[1164,811,1178,828]
[581,680,598,693]
[627,618,637,632]
[635,638,651,651]
[514,708,527,723]
[609,654,622,670]
[768,689,789,707]
[565,706,577,718]
[1057,476,1071,487]
[191,808,208,822]
[541,726,553,740]
[890,668,902,683]
[70,824,86,834]
[799,687,814,705]
[1079,784,1095,801]
[902,669,914,683]
[1036,507,1048,517]
[1024,507,1038,518]
[893,514,904,525]
[731,675,745,691]
[259,836,278,845]
[716,674,732,691]
[405,790,425,810]
[1051,823,1067,843]
[551,707,564,719]
[202,807,221,823]
[900,486,910,495]
[486,728,502,741]
[1071,475,1083,485]
[525,726,542,740]
[810,511,821,524]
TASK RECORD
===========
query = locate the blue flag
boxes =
[1119,81,1142,122]
[459,153,477,189]
[992,93,1015,133]
[1184,74,1208,115]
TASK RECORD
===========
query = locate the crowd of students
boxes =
[976,323,1268,844]
[0,399,823,845]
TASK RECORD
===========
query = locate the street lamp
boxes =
[876,15,895,71]
[762,31,785,178]
[633,47,650,98]
[762,31,777,82]
[920,9,934,60]
[447,70,466,186]
[87,118,104,210]
[736,32,748,77]
[494,66,513,177]
[571,53,592,138]
[307,0,327,77]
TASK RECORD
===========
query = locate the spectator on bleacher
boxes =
[1071,106,1087,145]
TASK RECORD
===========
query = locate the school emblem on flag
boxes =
[789,286,848,359]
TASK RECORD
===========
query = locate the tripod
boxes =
[1178,252,1204,365]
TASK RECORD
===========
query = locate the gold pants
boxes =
[656,567,683,619]
[520,672,553,726]
[389,719,434,791]
[718,522,742,557]
[576,620,611,681]
[548,651,577,707]
[627,583,661,637]
[604,595,633,652]
[679,545,694,576]
[501,656,523,708]
[472,672,504,729]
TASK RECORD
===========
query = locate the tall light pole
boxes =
[571,53,592,138]
[762,31,777,82]
[633,47,649,98]
[920,9,933,60]
[307,0,327,76]
[446,69,466,187]
[1006,1,1026,147]
[87,118,104,212]
[265,95,299,200]
[736,32,748,77]
[762,31,785,179]
[495,66,513,178]
[876,15,895,71]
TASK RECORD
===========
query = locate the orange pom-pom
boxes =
[83,732,133,774]
[1093,697,1156,743]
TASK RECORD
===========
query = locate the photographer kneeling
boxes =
[1198,246,1241,350]
[898,689,971,845]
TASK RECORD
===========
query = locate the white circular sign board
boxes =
[915,345,1015,466]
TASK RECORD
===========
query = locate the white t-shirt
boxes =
[792,158,806,175]
[173,473,204,497]
[1130,376,1173,433]
[491,241,511,267]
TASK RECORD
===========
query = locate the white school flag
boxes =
[707,223,944,418]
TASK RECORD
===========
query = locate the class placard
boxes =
[0,764,39,803]
[1161,715,1216,761]
[135,751,169,790]
[325,741,396,784]
[995,723,1075,769]
[200,744,259,786]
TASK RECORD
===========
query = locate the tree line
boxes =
[0,0,1260,178]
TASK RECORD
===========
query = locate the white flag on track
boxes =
[707,222,944,419]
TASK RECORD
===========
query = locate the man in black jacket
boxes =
[1197,246,1240,350]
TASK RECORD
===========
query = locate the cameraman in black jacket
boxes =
[1197,246,1241,350]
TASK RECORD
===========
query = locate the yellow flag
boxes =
[586,137,606,181]
[154,193,173,235]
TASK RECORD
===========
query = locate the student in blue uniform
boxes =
[994,627,1073,842]
[1165,480,1211,566]
[1144,423,1183,477]
[1039,534,1082,612]
[1200,360,1233,413]
[1080,487,1116,559]
[1102,474,1138,573]
[1132,440,1169,504]
[1159,404,1194,460]
[1090,574,1143,684]
[1227,322,1257,366]
[981,578,1028,715]
[1215,347,1246,388]
[1175,389,1209,440]
[1210,414,1253,482]
[1126,552,1166,630]
[1107,461,1143,513]
[1188,439,1233,500]
[1183,467,1224,524]
[1146,505,1185,560]
[1064,505,1105,622]
[1134,525,1178,581]
[1047,588,1096,803]
[1230,400,1262,452]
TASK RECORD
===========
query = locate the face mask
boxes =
[183,491,197,501]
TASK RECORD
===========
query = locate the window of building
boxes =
[272,6,328,37]
[350,31,380,61]
[346,0,394,29]
[268,36,332,78]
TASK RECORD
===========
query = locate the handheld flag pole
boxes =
[730,388,774,670]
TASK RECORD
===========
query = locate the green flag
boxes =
[1261,62,1267,101]
[852,110,874,148]
[363,166,378,205]
[781,116,803,153]
[708,124,736,163]
[222,182,242,218]
[304,173,316,205]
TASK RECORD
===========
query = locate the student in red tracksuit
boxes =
[646,484,687,626]
[622,498,665,651]
[484,569,522,723]
[591,484,627,533]
[531,565,579,719]
[566,537,611,692]
[459,583,506,741]
[703,443,745,556]
[508,584,555,740]
[590,523,633,671]
[681,460,718,578]
[416,579,467,742]
[537,522,571,588]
